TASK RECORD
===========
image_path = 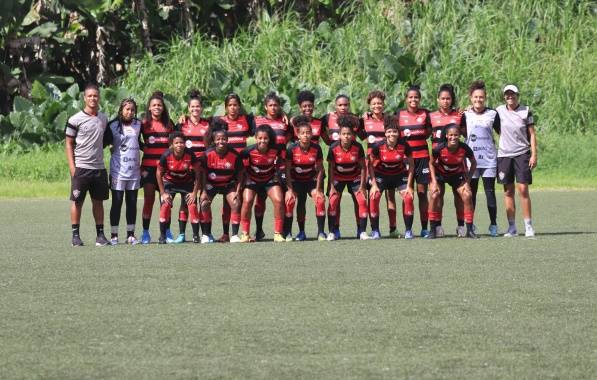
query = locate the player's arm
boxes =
[528,111,537,169]
[65,136,76,177]
[189,159,201,205]
[156,159,170,205]
[368,148,380,195]
[464,145,477,183]
[315,146,324,193]
[406,156,415,197]
[428,152,439,195]
[327,161,336,195]
[285,147,294,192]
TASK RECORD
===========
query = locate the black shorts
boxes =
[205,183,236,199]
[329,179,361,195]
[70,168,109,203]
[292,180,317,195]
[245,177,280,197]
[164,181,194,197]
[373,174,409,192]
[278,170,288,192]
[436,173,467,189]
[497,152,532,185]
[413,157,430,185]
[140,166,157,186]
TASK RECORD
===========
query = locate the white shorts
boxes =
[472,167,497,179]
[111,178,141,191]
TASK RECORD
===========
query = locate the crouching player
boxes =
[156,132,201,244]
[326,115,369,241]
[199,120,244,243]
[428,124,478,239]
[284,119,326,241]
[368,115,416,239]
[239,125,285,242]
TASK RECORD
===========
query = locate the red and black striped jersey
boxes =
[241,145,281,183]
[218,114,255,152]
[254,116,292,150]
[286,142,323,182]
[141,119,174,167]
[292,116,323,145]
[158,148,198,185]
[431,142,474,177]
[177,118,210,158]
[396,109,431,159]
[358,113,386,150]
[369,140,411,176]
[321,112,358,145]
[201,147,242,187]
[327,141,365,182]
[429,109,464,149]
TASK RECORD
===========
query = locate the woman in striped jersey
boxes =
[291,90,323,145]
[140,91,175,244]
[462,80,501,236]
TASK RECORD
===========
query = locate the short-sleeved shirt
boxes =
[286,142,323,182]
[463,108,500,169]
[65,111,108,170]
[369,140,411,176]
[396,109,432,159]
[104,118,142,181]
[201,147,242,187]
[158,148,198,185]
[241,145,281,183]
[218,114,255,152]
[177,118,210,158]
[429,109,464,149]
[327,141,365,182]
[496,104,534,157]
[432,142,474,176]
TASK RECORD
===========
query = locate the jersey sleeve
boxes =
[357,143,365,159]
[492,111,501,134]
[462,142,475,159]
[158,151,169,168]
[286,145,294,161]
[403,141,413,157]
[240,148,250,167]
[315,144,323,162]
[357,116,366,140]
[431,145,441,159]
[103,122,114,147]
[369,144,380,160]
[65,117,78,138]
[527,108,535,126]
[461,113,468,137]
[326,144,334,162]
[234,152,243,172]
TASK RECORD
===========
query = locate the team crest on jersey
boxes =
[267,158,274,164]
[499,171,505,180]
[450,119,457,123]
[148,136,156,144]
[225,162,231,168]
[236,124,243,129]
[350,155,357,162]
[403,129,411,137]
[72,189,80,199]
[309,156,315,162]
[416,117,424,123]
[209,172,217,179]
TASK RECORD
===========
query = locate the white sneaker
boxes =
[359,231,370,240]
[229,235,241,243]
[504,229,518,237]
[525,225,535,238]
[110,237,119,245]
[326,232,336,241]
[285,234,293,242]
[200,234,213,244]
[126,236,140,245]
[435,225,445,238]
[456,226,466,238]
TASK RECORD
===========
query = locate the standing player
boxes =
[252,92,293,241]
[65,83,110,246]
[199,120,244,243]
[216,93,255,242]
[496,85,537,237]
[284,119,326,241]
[239,125,285,242]
[358,90,399,237]
[176,90,210,243]
[104,98,142,245]
[463,80,501,236]
[396,86,432,237]
[140,91,175,244]
[291,90,323,144]
[368,115,416,239]
[326,115,369,241]
[429,84,466,237]
[428,124,478,238]
[321,94,359,238]
[156,132,201,244]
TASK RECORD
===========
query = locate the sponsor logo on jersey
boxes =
[225,162,231,168]
[416,117,424,123]
[209,172,217,179]
[148,136,156,144]
[368,135,376,144]
[185,140,193,149]
[332,132,339,141]
[403,129,411,137]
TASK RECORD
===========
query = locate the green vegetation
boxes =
[1,192,596,378]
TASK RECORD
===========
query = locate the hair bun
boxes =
[151,91,164,99]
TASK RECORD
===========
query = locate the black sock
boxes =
[371,216,379,231]
[284,217,293,236]
[255,215,264,232]
[404,215,414,231]
[111,232,118,238]
[72,224,80,237]
[430,220,439,230]
[298,219,306,232]
[222,223,230,235]
[201,223,211,235]
[457,219,465,227]
[159,222,167,237]
[231,223,240,236]
[166,219,171,231]
[191,222,200,237]
[127,230,134,238]
[466,222,474,232]
[179,220,187,235]
[96,224,104,236]
[389,226,396,233]
[421,220,428,231]
[316,216,325,235]
[328,215,336,233]
[359,218,367,233]
[142,218,150,230]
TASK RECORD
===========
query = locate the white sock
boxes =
[524,218,532,228]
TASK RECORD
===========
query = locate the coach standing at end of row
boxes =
[65,84,110,246]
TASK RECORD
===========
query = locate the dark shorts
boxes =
[329,179,362,195]
[164,181,194,197]
[374,173,409,192]
[413,157,430,185]
[497,152,532,185]
[140,166,157,186]
[205,183,236,199]
[292,180,317,195]
[70,168,109,203]
[245,177,280,197]
[278,171,288,193]
[436,173,467,189]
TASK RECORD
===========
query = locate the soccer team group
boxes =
[65,80,537,246]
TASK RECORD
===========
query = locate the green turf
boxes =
[0,192,596,379]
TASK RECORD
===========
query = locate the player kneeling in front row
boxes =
[156,132,202,244]
[239,125,285,242]
[199,120,244,243]
[368,115,416,239]
[428,124,478,239]
[326,115,369,241]
[284,117,326,241]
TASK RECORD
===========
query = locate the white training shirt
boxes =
[463,108,501,169]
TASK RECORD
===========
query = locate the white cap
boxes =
[503,84,519,94]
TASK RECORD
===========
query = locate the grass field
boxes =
[0,191,596,379]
